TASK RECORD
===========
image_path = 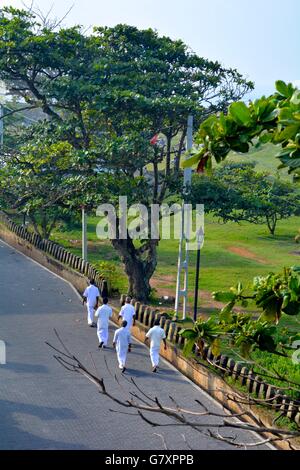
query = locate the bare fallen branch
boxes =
[46,331,300,449]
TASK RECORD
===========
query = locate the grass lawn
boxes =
[51,207,300,398]
[52,213,300,302]
[51,141,300,309]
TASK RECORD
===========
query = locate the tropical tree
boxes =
[0,140,94,238]
[190,162,300,235]
[0,7,253,300]
[180,315,281,359]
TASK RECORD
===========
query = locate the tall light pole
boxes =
[193,227,205,322]
[174,115,193,320]
[0,103,4,150]
[82,206,88,261]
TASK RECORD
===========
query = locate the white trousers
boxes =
[97,327,109,346]
[124,325,132,344]
[87,305,95,325]
[116,345,128,369]
[150,347,160,368]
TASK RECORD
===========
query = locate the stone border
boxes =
[117,295,300,450]
[0,212,108,296]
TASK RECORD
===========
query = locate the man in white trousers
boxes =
[113,320,131,373]
[95,297,112,348]
[118,297,135,352]
[82,279,100,327]
[145,319,167,372]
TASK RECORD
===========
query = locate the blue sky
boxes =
[2,0,300,98]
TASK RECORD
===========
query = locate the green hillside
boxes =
[226,143,292,181]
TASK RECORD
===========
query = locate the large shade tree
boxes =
[190,162,300,235]
[0,139,96,238]
[0,7,253,300]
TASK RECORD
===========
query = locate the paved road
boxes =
[0,239,268,450]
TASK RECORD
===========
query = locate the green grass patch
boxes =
[49,207,300,310]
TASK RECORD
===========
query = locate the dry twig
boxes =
[46,332,300,450]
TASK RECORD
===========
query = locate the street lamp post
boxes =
[174,114,193,320]
[0,103,4,149]
[193,228,204,322]
[82,206,88,262]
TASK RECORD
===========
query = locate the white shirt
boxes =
[119,303,135,328]
[146,325,166,349]
[95,304,112,329]
[113,327,131,349]
[83,285,100,307]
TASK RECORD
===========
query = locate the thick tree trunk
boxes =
[126,259,153,301]
[111,236,157,302]
[29,214,43,239]
[29,211,57,240]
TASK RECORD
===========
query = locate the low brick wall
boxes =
[0,212,108,296]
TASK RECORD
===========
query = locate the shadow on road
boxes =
[0,399,87,450]
[3,362,49,374]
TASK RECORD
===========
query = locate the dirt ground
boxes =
[227,246,268,264]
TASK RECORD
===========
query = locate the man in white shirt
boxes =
[118,297,135,352]
[82,279,100,327]
[145,319,167,372]
[113,320,131,373]
[95,297,112,348]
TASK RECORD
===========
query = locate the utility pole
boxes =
[193,227,204,322]
[82,206,88,261]
[174,115,193,320]
[0,104,4,150]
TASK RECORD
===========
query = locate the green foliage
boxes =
[181,266,300,361]
[254,267,300,321]
[232,320,277,356]
[0,7,252,300]
[0,140,93,238]
[190,162,300,234]
[250,348,300,400]
[180,310,281,359]
[213,266,300,324]
[273,414,300,432]
[94,261,116,281]
[179,317,221,357]
[184,80,300,176]
[216,307,280,357]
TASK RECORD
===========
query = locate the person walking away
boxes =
[118,297,135,352]
[82,279,100,327]
[145,319,167,372]
[113,320,131,373]
[95,297,112,348]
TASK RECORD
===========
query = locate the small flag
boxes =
[150,134,159,145]
[196,156,208,174]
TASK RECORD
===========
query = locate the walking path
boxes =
[0,239,269,450]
